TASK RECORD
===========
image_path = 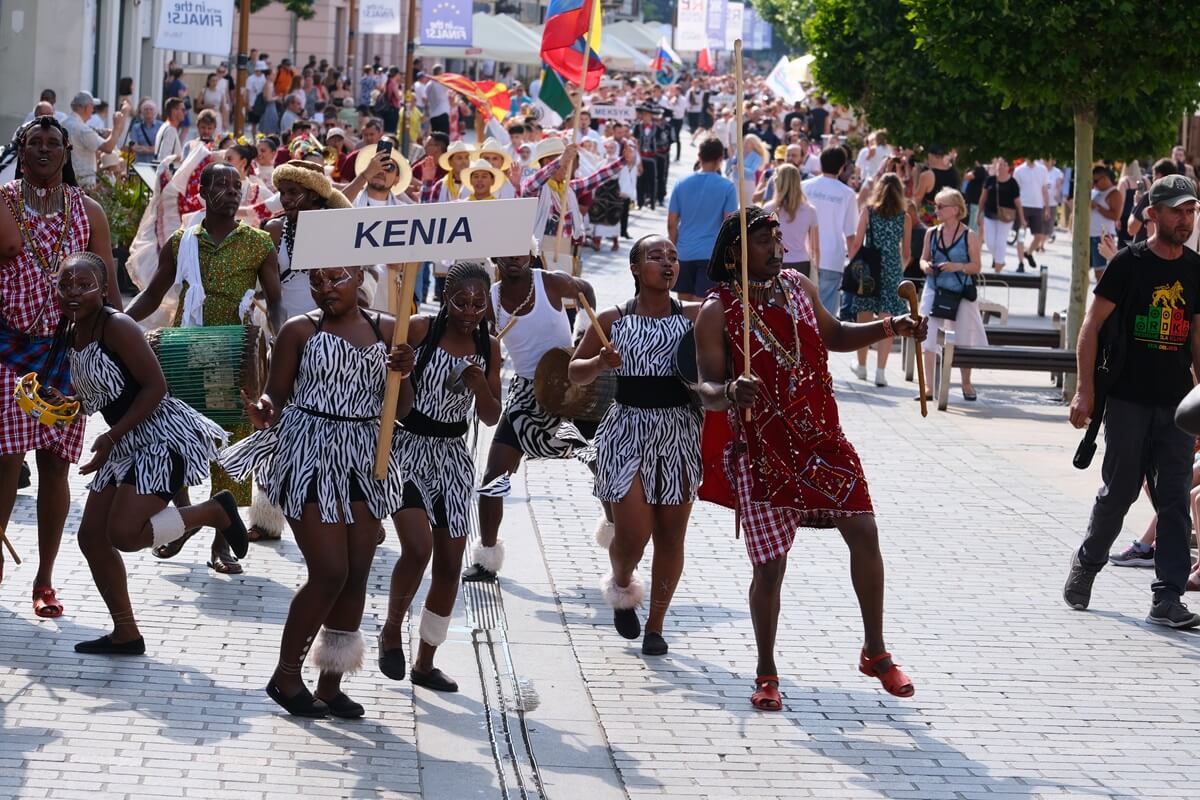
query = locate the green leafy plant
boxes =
[87,171,149,251]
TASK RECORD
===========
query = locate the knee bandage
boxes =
[419,608,452,647]
[310,627,364,675]
[148,507,187,549]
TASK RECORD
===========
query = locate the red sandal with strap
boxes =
[859,650,914,698]
[750,675,783,711]
[32,586,64,619]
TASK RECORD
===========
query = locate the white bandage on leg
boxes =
[419,608,452,647]
[601,572,644,610]
[248,485,286,536]
[471,539,505,573]
[148,507,187,549]
[310,627,365,674]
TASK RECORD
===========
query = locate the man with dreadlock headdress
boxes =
[0,116,120,614]
[693,206,924,711]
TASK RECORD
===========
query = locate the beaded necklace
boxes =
[282,215,297,265]
[8,180,72,276]
[734,274,804,393]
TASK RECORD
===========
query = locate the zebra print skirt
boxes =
[593,403,703,505]
[502,375,590,461]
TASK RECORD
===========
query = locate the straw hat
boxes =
[271,160,352,209]
[464,158,507,196]
[353,143,414,196]
[532,137,565,166]
[474,137,513,172]
[437,140,474,173]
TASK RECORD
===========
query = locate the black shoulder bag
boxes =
[842,211,882,298]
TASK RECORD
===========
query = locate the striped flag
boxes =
[540,0,605,90]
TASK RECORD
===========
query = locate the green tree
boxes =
[748,0,813,51]
[903,0,1200,387]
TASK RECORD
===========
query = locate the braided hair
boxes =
[49,251,111,377]
[411,260,494,391]
[14,115,78,187]
[628,233,664,295]
[705,205,778,284]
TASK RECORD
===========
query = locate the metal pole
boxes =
[233,0,251,133]
[400,0,418,153]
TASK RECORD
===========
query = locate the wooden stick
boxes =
[733,39,751,423]
[496,313,520,341]
[374,263,420,479]
[0,526,21,565]
[897,280,928,418]
[576,292,612,350]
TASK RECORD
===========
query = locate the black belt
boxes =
[615,376,690,409]
[295,405,376,423]
[399,407,469,438]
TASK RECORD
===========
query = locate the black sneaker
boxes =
[1147,597,1200,629]
[462,563,497,583]
[1063,550,1099,610]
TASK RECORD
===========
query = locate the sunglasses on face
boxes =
[309,270,354,290]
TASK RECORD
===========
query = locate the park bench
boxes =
[935,329,1076,411]
[904,313,1063,382]
[980,267,1049,317]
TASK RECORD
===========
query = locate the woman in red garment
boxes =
[693,207,925,711]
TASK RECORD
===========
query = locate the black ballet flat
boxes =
[266,682,329,718]
[74,634,146,656]
[410,667,459,693]
[318,691,365,719]
[378,633,406,681]
[461,563,497,583]
[642,632,668,656]
[614,608,641,640]
[213,490,250,559]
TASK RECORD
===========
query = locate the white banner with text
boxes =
[155,0,234,57]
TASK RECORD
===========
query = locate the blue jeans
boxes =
[416,262,431,303]
[817,269,841,316]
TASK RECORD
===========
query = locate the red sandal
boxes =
[32,586,64,619]
[859,650,914,698]
[750,675,783,711]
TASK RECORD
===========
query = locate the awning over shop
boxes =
[606,20,663,53]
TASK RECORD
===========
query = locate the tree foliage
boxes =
[746,0,813,52]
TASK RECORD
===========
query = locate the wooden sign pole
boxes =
[374,263,420,479]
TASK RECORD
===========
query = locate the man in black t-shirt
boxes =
[1065,174,1200,628]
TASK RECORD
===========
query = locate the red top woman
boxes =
[0,116,119,615]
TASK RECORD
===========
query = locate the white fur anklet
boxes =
[601,573,644,610]
[248,486,286,536]
[593,517,615,549]
[148,507,187,548]
[419,608,452,647]
[471,539,505,573]
[310,627,364,675]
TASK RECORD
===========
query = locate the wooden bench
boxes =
[904,313,1063,382]
[980,267,1049,317]
[935,329,1076,411]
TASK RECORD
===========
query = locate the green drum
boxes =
[145,325,265,426]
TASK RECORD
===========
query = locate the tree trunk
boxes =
[1065,102,1096,399]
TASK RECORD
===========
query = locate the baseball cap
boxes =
[1149,174,1199,207]
[255,60,268,71]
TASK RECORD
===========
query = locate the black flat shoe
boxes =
[962,389,978,401]
[318,691,365,719]
[266,682,329,718]
[74,634,146,655]
[378,633,406,681]
[462,563,497,583]
[213,490,249,559]
[411,667,459,693]
[642,631,668,656]
[152,527,200,559]
[614,608,641,640]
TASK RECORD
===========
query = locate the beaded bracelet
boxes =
[724,380,736,403]
[881,316,896,337]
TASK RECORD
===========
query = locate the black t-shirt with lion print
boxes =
[1095,241,1200,405]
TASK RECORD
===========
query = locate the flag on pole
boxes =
[535,67,572,128]
[540,0,605,90]
[651,37,683,87]
[431,73,511,121]
[697,47,714,74]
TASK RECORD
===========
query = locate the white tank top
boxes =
[1090,186,1118,237]
[493,269,572,380]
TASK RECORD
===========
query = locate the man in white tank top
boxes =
[463,244,611,582]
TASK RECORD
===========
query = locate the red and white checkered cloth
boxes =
[0,182,90,459]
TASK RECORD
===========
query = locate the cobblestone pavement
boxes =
[3,136,1197,799]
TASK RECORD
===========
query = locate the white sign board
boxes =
[291,199,539,270]
[154,0,234,57]
[674,0,707,53]
[359,0,402,35]
[725,3,744,51]
[588,105,636,122]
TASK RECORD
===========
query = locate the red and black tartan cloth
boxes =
[699,269,872,565]
[0,181,89,459]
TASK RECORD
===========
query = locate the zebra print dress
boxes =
[392,343,482,537]
[220,312,404,523]
[593,304,702,505]
[69,339,227,495]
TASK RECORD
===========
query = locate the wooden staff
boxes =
[0,526,21,565]
[374,263,420,479]
[576,292,612,349]
[496,313,520,341]
[897,280,928,418]
[733,39,751,423]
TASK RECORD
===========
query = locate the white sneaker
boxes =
[851,364,867,381]
[875,369,888,387]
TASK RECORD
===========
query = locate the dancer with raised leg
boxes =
[569,235,702,656]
